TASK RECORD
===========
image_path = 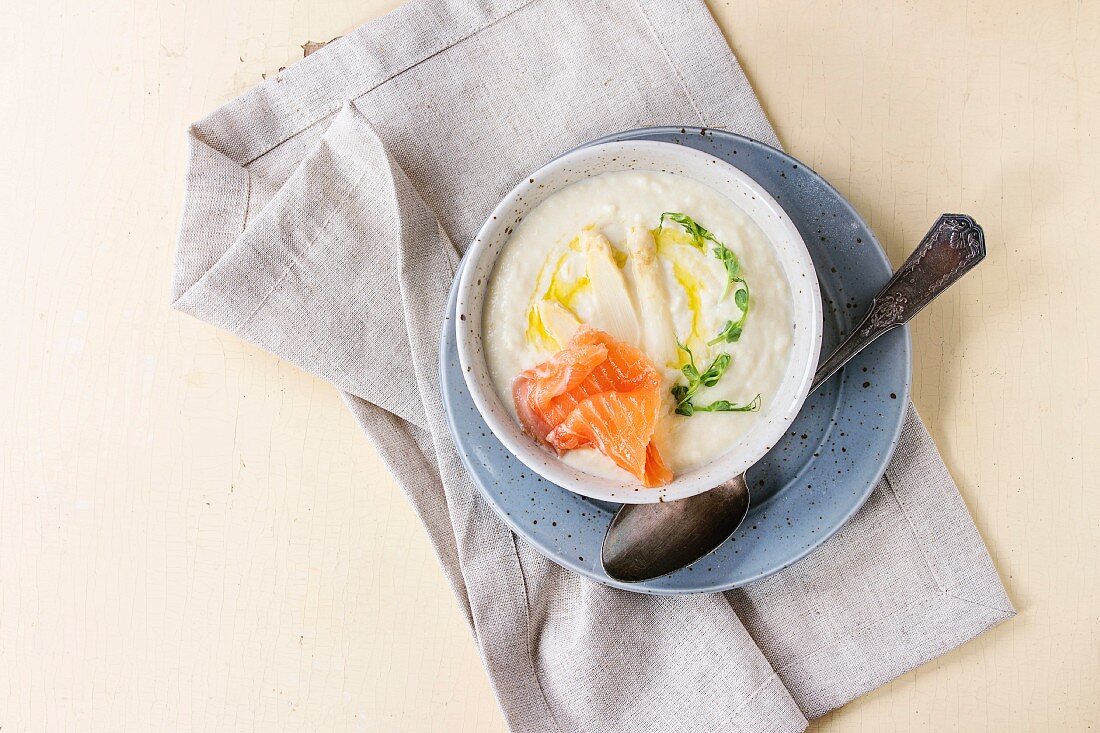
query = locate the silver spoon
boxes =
[602,213,986,583]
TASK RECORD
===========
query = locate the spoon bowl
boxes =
[602,474,750,582]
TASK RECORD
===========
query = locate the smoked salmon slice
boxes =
[512,326,672,487]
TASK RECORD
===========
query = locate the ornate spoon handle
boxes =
[811,214,986,392]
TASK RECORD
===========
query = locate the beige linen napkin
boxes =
[172,1,1014,730]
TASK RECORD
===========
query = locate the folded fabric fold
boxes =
[175,106,431,428]
[172,1,1012,730]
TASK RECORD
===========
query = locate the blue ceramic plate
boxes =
[440,128,911,594]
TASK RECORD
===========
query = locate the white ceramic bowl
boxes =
[455,140,822,504]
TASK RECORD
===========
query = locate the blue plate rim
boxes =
[440,127,912,593]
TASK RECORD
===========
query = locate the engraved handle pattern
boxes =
[811,213,986,392]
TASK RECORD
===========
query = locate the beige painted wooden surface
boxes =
[1,0,1096,730]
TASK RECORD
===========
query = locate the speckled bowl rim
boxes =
[454,140,823,504]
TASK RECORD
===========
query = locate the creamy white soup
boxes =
[483,170,793,482]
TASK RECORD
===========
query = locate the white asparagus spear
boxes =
[627,225,678,369]
[535,299,580,347]
[580,228,640,347]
